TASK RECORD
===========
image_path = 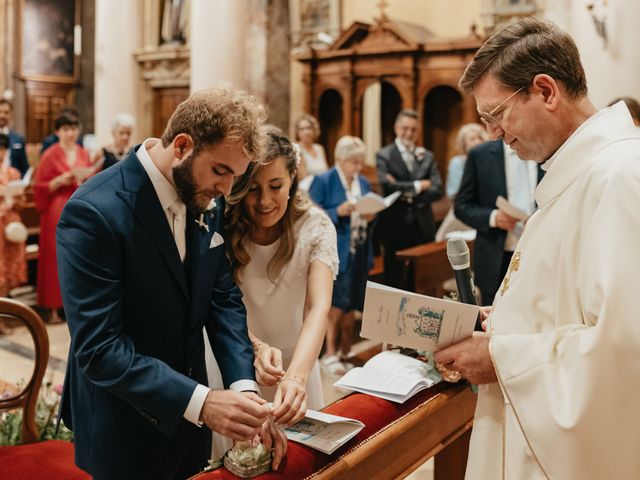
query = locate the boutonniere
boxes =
[414,147,426,161]
[195,199,217,232]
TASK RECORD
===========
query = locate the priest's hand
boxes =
[495,211,519,231]
[254,343,285,386]
[434,332,497,385]
[200,390,270,441]
[271,376,307,427]
[479,306,493,331]
[259,417,288,471]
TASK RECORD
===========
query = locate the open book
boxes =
[360,281,479,352]
[284,409,364,454]
[334,351,435,403]
[354,191,401,215]
[0,167,33,198]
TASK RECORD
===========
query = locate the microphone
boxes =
[447,237,482,330]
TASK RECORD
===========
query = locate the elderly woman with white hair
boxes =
[309,136,375,376]
[93,113,135,170]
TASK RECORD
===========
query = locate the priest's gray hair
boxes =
[112,113,136,132]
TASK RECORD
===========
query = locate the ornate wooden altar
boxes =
[296,13,483,177]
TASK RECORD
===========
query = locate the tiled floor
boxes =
[0,317,433,479]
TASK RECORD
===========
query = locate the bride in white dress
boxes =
[206,126,338,456]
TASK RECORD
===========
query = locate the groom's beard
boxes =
[172,155,201,213]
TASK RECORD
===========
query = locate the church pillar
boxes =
[94,0,143,147]
[190,0,247,92]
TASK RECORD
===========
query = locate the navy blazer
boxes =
[57,150,254,479]
[375,142,443,244]
[309,168,373,274]
[454,140,544,303]
[7,130,28,176]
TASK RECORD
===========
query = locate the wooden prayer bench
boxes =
[0,299,89,480]
[192,382,476,480]
[396,240,475,298]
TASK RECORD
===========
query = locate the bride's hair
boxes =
[226,125,311,283]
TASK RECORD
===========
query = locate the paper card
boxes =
[496,195,529,221]
[360,281,478,352]
[72,166,95,182]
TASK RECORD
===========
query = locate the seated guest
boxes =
[436,123,487,241]
[92,113,135,170]
[40,107,83,153]
[0,133,27,334]
[34,111,92,323]
[0,99,29,176]
[206,126,338,456]
[293,114,328,191]
[309,136,375,376]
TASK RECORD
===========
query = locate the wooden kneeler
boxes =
[0,298,89,480]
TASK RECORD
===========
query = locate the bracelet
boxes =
[280,375,305,387]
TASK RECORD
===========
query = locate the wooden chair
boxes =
[0,298,89,479]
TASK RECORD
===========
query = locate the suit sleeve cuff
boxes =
[183,384,210,427]
[489,209,498,228]
[230,379,260,394]
[413,180,422,194]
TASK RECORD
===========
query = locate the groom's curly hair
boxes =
[161,84,267,160]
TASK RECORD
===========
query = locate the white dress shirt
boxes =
[395,138,423,194]
[136,139,258,427]
[489,143,538,251]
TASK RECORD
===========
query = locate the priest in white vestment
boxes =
[435,17,640,479]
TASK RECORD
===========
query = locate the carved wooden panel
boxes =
[152,87,189,137]
[24,80,75,143]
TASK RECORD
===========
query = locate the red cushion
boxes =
[193,383,448,479]
[0,440,90,480]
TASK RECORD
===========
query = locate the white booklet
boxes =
[334,351,435,403]
[360,281,478,352]
[0,180,27,198]
[284,409,364,454]
[354,191,401,215]
[496,195,529,221]
[72,166,95,183]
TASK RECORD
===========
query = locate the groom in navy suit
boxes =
[57,86,286,479]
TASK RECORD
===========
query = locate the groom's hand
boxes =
[200,390,270,441]
[259,417,287,471]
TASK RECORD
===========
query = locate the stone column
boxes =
[190,0,247,92]
[94,0,143,147]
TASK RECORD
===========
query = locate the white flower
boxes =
[415,147,427,161]
[206,198,217,211]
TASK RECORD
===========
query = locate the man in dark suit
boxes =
[455,139,543,305]
[376,109,443,287]
[57,86,285,479]
[0,99,29,176]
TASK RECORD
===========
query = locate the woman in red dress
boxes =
[34,112,92,323]
[0,133,28,334]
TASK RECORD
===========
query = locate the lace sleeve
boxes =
[305,207,339,278]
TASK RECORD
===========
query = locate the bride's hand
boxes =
[254,344,285,386]
[271,376,307,427]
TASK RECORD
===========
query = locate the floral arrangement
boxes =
[0,382,73,446]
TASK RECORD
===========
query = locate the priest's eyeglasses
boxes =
[478,86,525,129]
